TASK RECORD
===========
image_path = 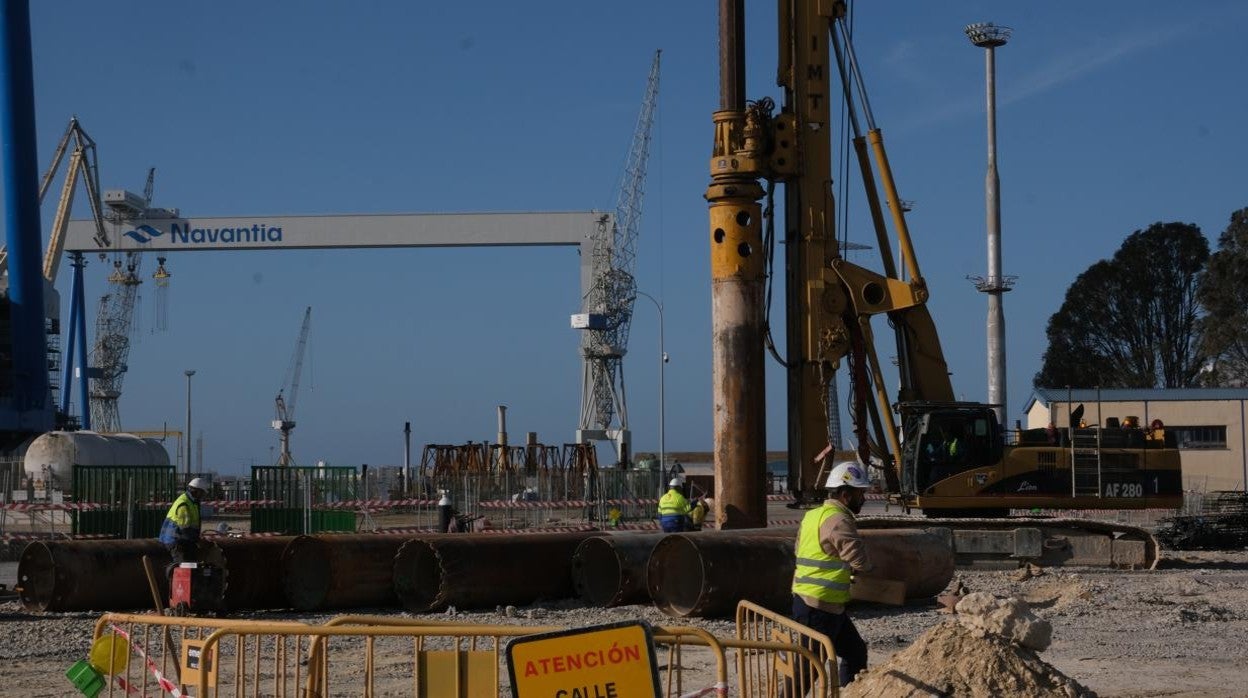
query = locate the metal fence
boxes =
[71,465,178,538]
[248,466,359,534]
[87,611,830,697]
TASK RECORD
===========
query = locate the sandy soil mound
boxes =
[1018,575,1097,611]
[843,621,1096,698]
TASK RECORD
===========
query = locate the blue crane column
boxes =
[1,0,52,430]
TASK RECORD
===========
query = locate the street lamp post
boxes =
[965,21,1015,426]
[634,291,666,492]
[184,369,196,478]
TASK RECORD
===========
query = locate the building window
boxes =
[1171,425,1227,449]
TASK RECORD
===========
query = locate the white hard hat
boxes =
[438,491,452,507]
[669,478,682,488]
[824,460,870,490]
[187,477,210,491]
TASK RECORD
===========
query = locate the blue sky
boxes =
[19,1,1248,474]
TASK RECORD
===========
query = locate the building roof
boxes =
[1026,387,1248,414]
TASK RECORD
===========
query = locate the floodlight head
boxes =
[965,22,1011,48]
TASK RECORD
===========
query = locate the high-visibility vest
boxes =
[159,491,201,546]
[791,501,853,605]
[657,489,691,517]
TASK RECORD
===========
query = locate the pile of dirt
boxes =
[1018,575,1098,611]
[845,593,1095,698]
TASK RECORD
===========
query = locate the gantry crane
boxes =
[273,306,312,466]
[575,49,661,465]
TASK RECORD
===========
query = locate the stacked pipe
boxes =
[19,527,955,616]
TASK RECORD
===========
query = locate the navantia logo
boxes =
[121,223,284,245]
[123,225,164,243]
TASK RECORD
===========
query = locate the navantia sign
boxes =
[506,621,661,697]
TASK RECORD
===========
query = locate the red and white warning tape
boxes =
[107,622,183,697]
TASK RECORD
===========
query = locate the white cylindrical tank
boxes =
[24,431,171,490]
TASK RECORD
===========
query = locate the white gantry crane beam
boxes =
[575,49,661,465]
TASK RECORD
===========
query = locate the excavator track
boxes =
[857,516,1161,570]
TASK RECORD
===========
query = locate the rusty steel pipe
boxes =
[394,531,596,612]
[281,534,423,610]
[213,536,297,610]
[573,528,796,608]
[572,533,662,607]
[18,539,172,612]
[17,537,298,612]
[648,528,954,618]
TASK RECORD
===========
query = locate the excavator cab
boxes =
[899,402,1004,497]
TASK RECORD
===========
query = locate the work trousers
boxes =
[791,595,868,688]
[658,515,687,533]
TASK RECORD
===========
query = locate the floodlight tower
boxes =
[965,22,1014,426]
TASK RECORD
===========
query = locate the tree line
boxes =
[1034,206,1248,390]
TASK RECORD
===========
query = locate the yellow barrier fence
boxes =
[736,599,838,697]
[89,610,828,696]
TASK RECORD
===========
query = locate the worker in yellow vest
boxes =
[791,460,873,688]
[160,477,209,564]
[657,478,692,532]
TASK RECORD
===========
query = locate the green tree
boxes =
[1035,222,1209,389]
[1197,207,1248,386]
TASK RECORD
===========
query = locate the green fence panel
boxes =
[248,466,359,534]
[71,465,178,538]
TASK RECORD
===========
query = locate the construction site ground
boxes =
[0,547,1243,696]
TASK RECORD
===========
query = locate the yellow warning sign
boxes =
[506,621,660,697]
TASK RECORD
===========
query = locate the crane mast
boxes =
[273,306,312,467]
[575,50,661,465]
[90,168,163,432]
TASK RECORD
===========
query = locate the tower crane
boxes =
[272,306,312,467]
[575,50,661,465]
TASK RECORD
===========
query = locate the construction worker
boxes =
[160,477,209,564]
[791,460,873,688]
[657,478,692,532]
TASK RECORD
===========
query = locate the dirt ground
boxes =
[0,549,1245,696]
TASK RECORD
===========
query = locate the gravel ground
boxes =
[1,550,1244,696]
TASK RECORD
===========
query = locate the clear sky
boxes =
[19,1,1248,475]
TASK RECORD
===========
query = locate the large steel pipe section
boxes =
[18,540,171,612]
[214,536,297,610]
[394,532,595,612]
[18,537,297,612]
[281,534,419,610]
[573,528,797,608]
[572,533,664,607]
[648,528,953,618]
